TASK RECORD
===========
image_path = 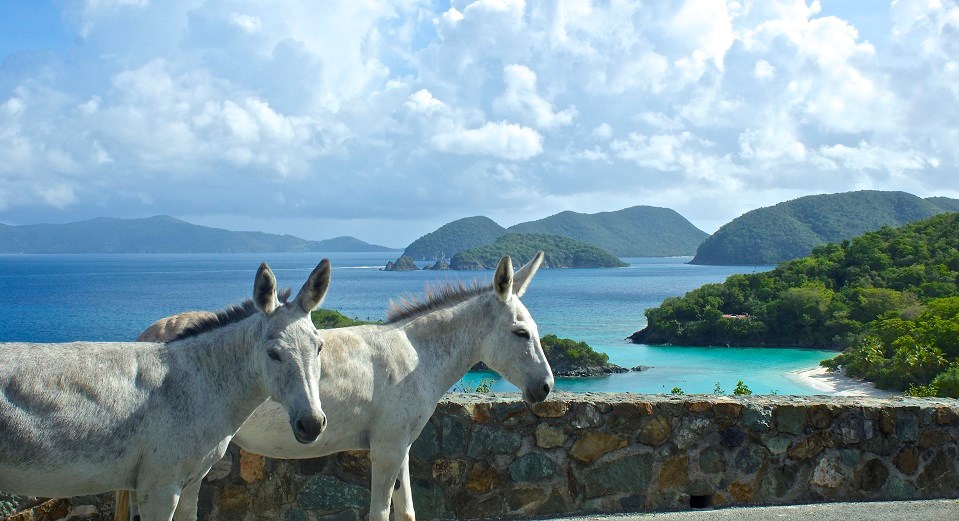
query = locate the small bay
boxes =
[0,252,834,394]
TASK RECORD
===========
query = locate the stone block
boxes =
[531,400,568,418]
[735,444,769,474]
[916,449,959,496]
[787,431,834,460]
[536,423,568,449]
[657,455,689,489]
[637,415,671,446]
[699,446,726,474]
[466,461,503,494]
[580,453,654,498]
[298,475,370,512]
[468,426,520,457]
[569,432,627,463]
[918,428,951,449]
[239,450,266,483]
[509,452,555,483]
[775,406,805,435]
[895,448,919,475]
[411,420,439,461]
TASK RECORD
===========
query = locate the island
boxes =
[449,233,628,270]
[632,212,959,397]
[403,216,506,260]
[400,205,709,262]
[383,255,419,271]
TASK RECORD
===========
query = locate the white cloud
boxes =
[1,0,959,245]
[228,12,262,33]
[753,59,776,79]
[592,123,613,139]
[493,64,576,129]
[432,121,543,161]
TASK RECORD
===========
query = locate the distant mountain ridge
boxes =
[691,191,959,266]
[0,216,398,254]
[507,206,708,257]
[402,205,707,261]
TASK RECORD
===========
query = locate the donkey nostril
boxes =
[543,383,551,395]
[296,419,307,434]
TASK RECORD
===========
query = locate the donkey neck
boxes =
[167,316,268,427]
[401,295,498,397]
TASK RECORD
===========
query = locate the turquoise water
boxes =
[0,252,835,394]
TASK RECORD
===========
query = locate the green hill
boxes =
[0,216,397,253]
[507,206,707,257]
[449,233,627,269]
[927,196,959,212]
[691,191,952,265]
[402,216,506,260]
[631,213,959,396]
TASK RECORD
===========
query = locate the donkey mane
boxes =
[386,281,490,324]
[171,288,292,342]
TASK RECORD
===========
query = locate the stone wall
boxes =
[6,394,959,520]
[192,393,959,520]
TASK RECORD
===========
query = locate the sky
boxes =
[0,0,957,247]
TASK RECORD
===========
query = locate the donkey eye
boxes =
[513,329,530,339]
[267,349,282,361]
[317,341,324,353]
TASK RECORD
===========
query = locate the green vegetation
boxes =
[635,213,959,396]
[454,377,495,394]
[449,233,628,270]
[713,382,725,395]
[310,309,373,329]
[541,333,609,365]
[539,333,626,376]
[691,191,954,265]
[733,381,752,395]
[927,196,959,212]
[507,205,707,257]
[670,387,685,395]
[403,216,506,260]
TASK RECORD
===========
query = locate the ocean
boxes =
[0,252,835,395]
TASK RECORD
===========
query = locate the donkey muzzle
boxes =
[524,379,553,404]
[292,411,326,443]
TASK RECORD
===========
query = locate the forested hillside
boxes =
[691,191,952,265]
[449,234,628,269]
[402,216,506,260]
[507,206,707,256]
[632,213,959,396]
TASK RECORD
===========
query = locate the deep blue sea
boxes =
[0,252,835,395]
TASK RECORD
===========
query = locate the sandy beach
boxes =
[787,366,899,397]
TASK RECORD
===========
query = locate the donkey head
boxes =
[252,260,331,444]
[479,251,554,405]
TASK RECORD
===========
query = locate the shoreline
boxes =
[786,366,898,397]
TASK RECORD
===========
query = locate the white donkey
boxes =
[118,253,553,521]
[0,260,333,521]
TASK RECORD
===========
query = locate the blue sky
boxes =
[0,1,956,247]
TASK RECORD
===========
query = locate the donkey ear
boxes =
[295,259,332,314]
[513,251,544,297]
[493,256,513,302]
[254,262,280,314]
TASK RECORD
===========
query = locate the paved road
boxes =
[551,499,959,521]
